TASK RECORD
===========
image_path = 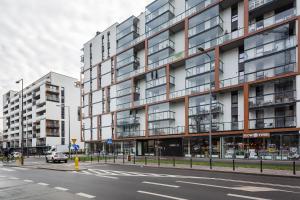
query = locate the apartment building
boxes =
[81,0,300,160]
[2,72,82,154]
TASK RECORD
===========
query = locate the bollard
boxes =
[98,155,100,163]
[209,158,212,170]
[114,154,116,163]
[293,161,296,175]
[233,159,235,171]
[190,158,192,168]
[105,155,107,163]
[260,158,263,173]
[145,156,147,166]
[75,156,79,171]
[173,157,175,167]
[123,154,125,164]
[133,156,135,164]
[91,154,93,163]
[158,156,160,167]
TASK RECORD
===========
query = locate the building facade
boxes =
[2,72,82,154]
[81,0,300,160]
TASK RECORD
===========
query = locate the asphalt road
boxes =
[1,161,300,200]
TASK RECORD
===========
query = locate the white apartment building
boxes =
[2,72,82,154]
[81,0,300,160]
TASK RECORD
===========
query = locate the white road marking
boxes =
[9,177,19,180]
[137,190,188,200]
[142,181,180,188]
[0,175,6,178]
[54,187,69,191]
[11,167,28,171]
[177,181,300,194]
[24,179,33,183]
[76,192,96,198]
[0,168,15,172]
[227,193,271,200]
[38,182,49,186]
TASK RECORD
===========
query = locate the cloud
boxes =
[0,0,151,129]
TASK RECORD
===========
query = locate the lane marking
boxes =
[177,181,300,194]
[0,175,7,178]
[76,192,96,199]
[137,191,188,200]
[54,187,69,191]
[11,167,28,171]
[0,168,15,172]
[85,169,118,179]
[24,180,34,183]
[142,181,180,188]
[9,177,19,180]
[38,182,49,186]
[227,193,271,200]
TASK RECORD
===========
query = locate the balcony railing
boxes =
[146,76,175,89]
[148,39,175,55]
[146,94,167,104]
[116,130,145,138]
[148,51,184,70]
[189,121,244,133]
[170,89,187,99]
[116,87,132,97]
[249,0,274,11]
[249,90,296,108]
[117,26,139,40]
[116,56,139,68]
[249,116,296,129]
[116,66,146,82]
[148,126,185,136]
[148,111,175,122]
[189,28,244,55]
[146,2,175,23]
[249,8,296,33]
[188,15,224,38]
[189,102,224,116]
[117,116,140,126]
[185,82,214,95]
[116,102,131,110]
[244,36,297,61]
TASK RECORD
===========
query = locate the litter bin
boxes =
[127,155,131,161]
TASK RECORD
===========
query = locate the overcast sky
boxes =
[0,0,152,120]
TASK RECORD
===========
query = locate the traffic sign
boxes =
[72,144,79,151]
[71,139,77,144]
[106,139,113,144]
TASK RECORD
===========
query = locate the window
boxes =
[231,4,238,32]
[107,32,110,57]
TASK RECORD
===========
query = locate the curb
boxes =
[3,164,86,172]
[101,162,300,179]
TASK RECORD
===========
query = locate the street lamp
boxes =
[198,47,213,166]
[57,104,71,158]
[16,79,24,165]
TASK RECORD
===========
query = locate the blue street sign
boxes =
[106,139,113,144]
[72,144,79,151]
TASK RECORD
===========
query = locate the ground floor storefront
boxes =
[86,131,300,160]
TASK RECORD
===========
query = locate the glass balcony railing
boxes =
[189,121,244,133]
[249,116,296,129]
[249,90,296,108]
[116,56,140,68]
[146,76,175,89]
[116,87,132,97]
[249,0,274,11]
[116,102,131,110]
[117,116,140,126]
[170,89,187,99]
[133,98,147,107]
[188,16,224,38]
[148,126,185,136]
[249,8,296,33]
[148,51,185,70]
[116,130,145,138]
[148,111,175,122]
[244,36,297,61]
[146,3,175,23]
[146,94,167,104]
[116,66,146,82]
[220,63,296,88]
[189,102,224,116]
[148,39,175,55]
[185,82,214,95]
[117,26,139,40]
[189,28,244,55]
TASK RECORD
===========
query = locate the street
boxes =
[1,160,300,200]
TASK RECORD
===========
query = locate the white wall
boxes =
[171,102,185,127]
[221,48,239,80]
[171,30,185,53]
[174,0,185,16]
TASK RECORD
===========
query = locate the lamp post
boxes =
[57,104,71,158]
[16,79,24,165]
[198,47,213,163]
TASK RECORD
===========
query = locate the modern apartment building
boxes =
[2,72,82,154]
[81,0,300,160]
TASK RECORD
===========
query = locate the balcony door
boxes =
[275,108,285,128]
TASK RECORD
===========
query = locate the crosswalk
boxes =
[72,169,179,178]
[0,166,29,172]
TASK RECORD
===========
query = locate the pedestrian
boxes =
[4,149,9,162]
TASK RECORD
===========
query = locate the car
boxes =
[46,152,68,163]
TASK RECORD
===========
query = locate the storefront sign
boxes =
[243,133,270,138]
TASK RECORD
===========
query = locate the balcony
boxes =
[189,16,224,38]
[46,95,59,102]
[244,36,297,61]
[148,126,184,136]
[116,87,132,97]
[116,66,146,82]
[148,51,184,70]
[116,102,131,110]
[146,2,175,23]
[117,56,140,69]
[146,76,175,89]
[249,0,275,11]
[117,116,140,126]
[148,39,175,55]
[148,111,175,122]
[117,26,139,40]
[186,82,213,95]
[249,116,296,129]
[116,130,145,138]
[249,90,296,109]
[249,8,296,32]
[189,102,224,116]
[189,28,244,55]
[189,121,244,133]
[170,89,187,99]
